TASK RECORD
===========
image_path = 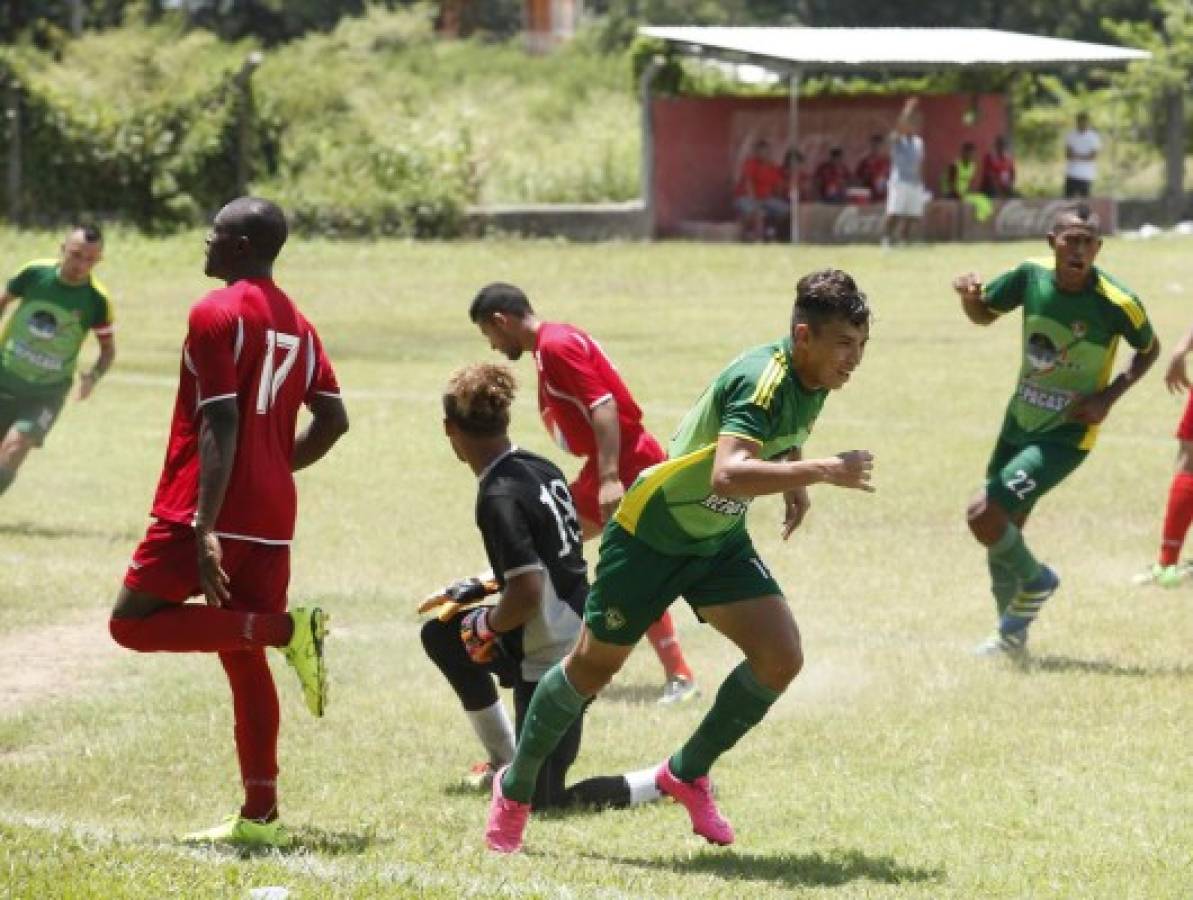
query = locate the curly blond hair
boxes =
[443,363,518,436]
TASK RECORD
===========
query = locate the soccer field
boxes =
[1,231,1190,898]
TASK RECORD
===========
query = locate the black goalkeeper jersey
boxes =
[476,446,587,679]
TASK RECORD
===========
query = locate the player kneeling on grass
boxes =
[424,362,662,810]
[485,269,874,853]
[109,198,349,849]
[954,203,1157,660]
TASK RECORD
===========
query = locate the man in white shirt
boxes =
[1064,112,1101,198]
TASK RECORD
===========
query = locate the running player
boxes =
[954,203,1158,658]
[1134,323,1193,587]
[422,362,660,810]
[0,225,115,499]
[109,197,349,848]
[484,268,874,853]
[469,284,697,704]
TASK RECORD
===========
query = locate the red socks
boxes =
[221,650,281,821]
[1160,471,1193,566]
[645,610,693,681]
[109,606,292,653]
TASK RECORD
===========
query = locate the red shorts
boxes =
[124,520,290,613]
[571,430,666,525]
[1178,391,1193,441]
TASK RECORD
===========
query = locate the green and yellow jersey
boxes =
[613,336,827,556]
[983,259,1154,450]
[0,259,114,394]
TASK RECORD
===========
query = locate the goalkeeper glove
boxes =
[460,606,499,664]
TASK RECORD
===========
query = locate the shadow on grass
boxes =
[598,682,670,705]
[1031,654,1193,678]
[598,847,944,888]
[0,520,138,542]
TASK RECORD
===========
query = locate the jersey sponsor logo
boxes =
[1070,320,1087,339]
[28,310,59,340]
[1025,331,1080,377]
[1016,381,1073,412]
[10,340,64,371]
[701,493,751,517]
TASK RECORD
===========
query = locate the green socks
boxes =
[0,467,14,497]
[500,663,587,804]
[670,662,780,783]
[987,555,1018,616]
[988,523,1041,584]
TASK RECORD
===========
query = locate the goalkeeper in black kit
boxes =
[419,362,661,809]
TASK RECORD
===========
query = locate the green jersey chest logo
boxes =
[28,310,60,340]
[1026,332,1078,377]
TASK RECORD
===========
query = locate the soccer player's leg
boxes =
[0,388,61,498]
[1138,402,1193,586]
[420,613,515,786]
[110,524,294,654]
[970,440,1086,655]
[658,539,791,846]
[574,465,696,702]
[486,523,674,852]
[183,541,295,846]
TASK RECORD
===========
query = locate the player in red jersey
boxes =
[469,283,697,705]
[108,197,349,848]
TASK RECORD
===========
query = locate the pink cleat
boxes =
[655,760,734,846]
[485,766,531,853]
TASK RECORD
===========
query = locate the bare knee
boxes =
[750,639,803,693]
[563,648,624,697]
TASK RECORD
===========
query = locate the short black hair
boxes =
[221,197,288,263]
[1052,202,1101,235]
[469,282,533,323]
[792,269,871,332]
[70,223,103,244]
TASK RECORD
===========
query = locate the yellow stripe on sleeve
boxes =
[749,359,782,408]
[614,444,716,535]
[1096,274,1146,330]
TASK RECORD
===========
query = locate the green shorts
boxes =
[984,437,1088,516]
[0,383,68,447]
[584,521,783,646]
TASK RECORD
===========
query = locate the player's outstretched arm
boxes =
[293,393,349,472]
[953,272,998,326]
[711,434,874,499]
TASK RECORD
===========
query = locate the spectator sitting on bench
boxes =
[855,134,890,202]
[942,141,993,222]
[980,135,1017,198]
[814,147,852,204]
[734,139,789,242]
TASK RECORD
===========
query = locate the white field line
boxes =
[0,810,644,900]
[105,373,1169,447]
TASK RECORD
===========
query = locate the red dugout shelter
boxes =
[636,27,1150,243]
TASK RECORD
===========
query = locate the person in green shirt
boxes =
[953,203,1158,659]
[0,224,116,499]
[484,268,875,853]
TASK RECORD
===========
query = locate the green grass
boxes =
[1,231,1192,898]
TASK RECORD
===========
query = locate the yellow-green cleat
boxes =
[1132,563,1187,588]
[283,607,329,717]
[179,814,292,849]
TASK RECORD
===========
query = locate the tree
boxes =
[1104,0,1193,215]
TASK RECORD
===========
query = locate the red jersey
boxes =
[981,151,1016,195]
[856,153,891,199]
[534,322,650,461]
[149,278,340,544]
[735,157,785,199]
